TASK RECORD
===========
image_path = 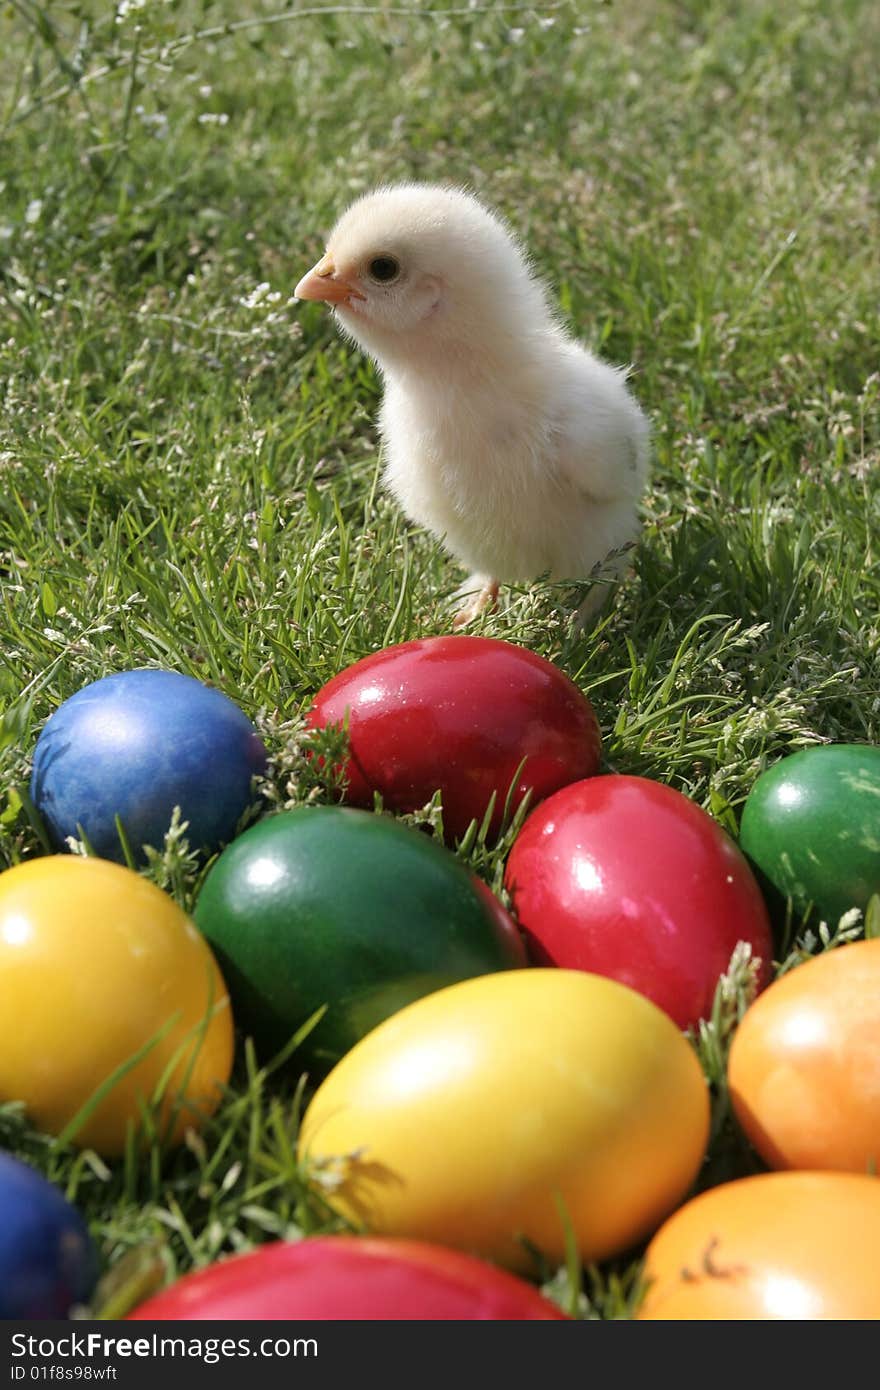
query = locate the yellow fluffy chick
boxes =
[295,184,650,626]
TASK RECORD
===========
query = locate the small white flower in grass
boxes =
[198,85,213,98]
[25,200,43,225]
[241,284,264,308]
[198,113,229,127]
[508,27,525,43]
[135,106,169,138]
[308,1149,368,1194]
[220,1162,242,1194]
[184,1129,207,1163]
[832,908,863,935]
[240,282,282,310]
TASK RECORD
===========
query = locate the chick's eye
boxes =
[368,255,400,284]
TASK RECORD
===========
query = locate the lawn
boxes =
[0,0,878,1318]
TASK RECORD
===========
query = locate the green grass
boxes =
[1,0,878,1318]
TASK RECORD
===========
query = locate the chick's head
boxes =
[294,183,550,371]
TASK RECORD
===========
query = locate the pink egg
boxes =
[505,775,773,1029]
[127,1237,568,1320]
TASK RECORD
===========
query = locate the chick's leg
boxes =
[573,530,638,628]
[451,574,500,629]
[573,582,613,628]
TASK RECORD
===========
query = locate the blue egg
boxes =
[31,669,268,863]
[0,1152,98,1319]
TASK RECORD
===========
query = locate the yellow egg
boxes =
[298,969,709,1269]
[0,856,234,1156]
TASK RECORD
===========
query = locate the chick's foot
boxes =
[451,577,500,629]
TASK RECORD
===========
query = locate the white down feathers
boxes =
[317,184,650,594]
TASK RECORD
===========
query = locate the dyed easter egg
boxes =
[728,939,880,1172]
[30,669,267,863]
[739,744,880,925]
[127,1237,567,1320]
[194,806,525,1072]
[504,775,773,1029]
[298,969,709,1270]
[0,856,234,1155]
[307,636,601,841]
[0,1152,98,1319]
[638,1172,880,1319]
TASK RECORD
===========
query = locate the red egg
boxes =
[504,775,773,1029]
[127,1237,568,1320]
[308,636,601,842]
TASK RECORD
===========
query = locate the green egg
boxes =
[739,745,880,927]
[193,806,525,1072]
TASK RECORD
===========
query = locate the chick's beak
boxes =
[294,253,366,306]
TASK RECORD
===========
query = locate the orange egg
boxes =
[728,939,880,1172]
[638,1172,880,1319]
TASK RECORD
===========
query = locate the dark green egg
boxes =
[739,744,880,927]
[193,806,525,1072]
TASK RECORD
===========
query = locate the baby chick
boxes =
[295,184,650,626]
